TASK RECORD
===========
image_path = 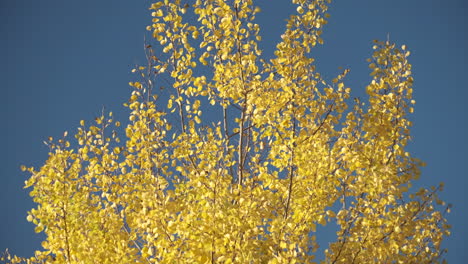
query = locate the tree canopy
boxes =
[3,0,450,263]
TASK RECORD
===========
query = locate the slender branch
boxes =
[237,100,246,185]
[61,205,71,263]
[223,104,229,138]
[283,152,295,220]
[284,100,297,219]
[233,3,249,186]
[227,125,254,140]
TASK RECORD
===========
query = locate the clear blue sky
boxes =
[2,0,467,262]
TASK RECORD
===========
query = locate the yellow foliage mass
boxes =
[4,0,449,263]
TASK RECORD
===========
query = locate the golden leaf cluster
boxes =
[3,0,450,263]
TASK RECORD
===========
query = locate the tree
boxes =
[3,0,450,263]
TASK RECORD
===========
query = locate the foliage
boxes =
[3,0,450,263]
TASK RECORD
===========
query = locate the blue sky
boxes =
[1,0,467,262]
